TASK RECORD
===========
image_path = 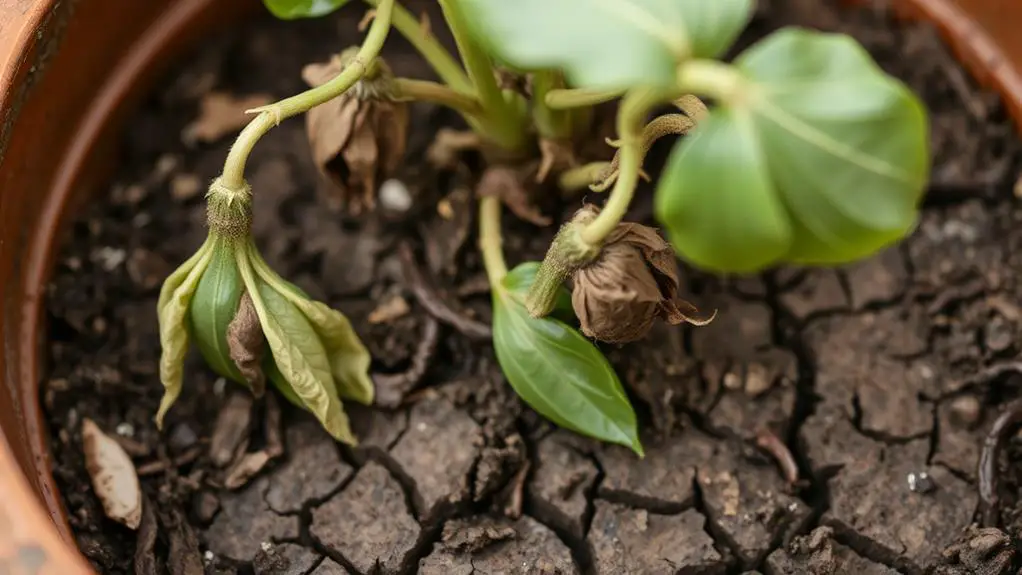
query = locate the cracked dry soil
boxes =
[41,1,1022,574]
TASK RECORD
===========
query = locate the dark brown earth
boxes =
[41,0,1022,574]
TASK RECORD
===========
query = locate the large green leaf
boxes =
[263,0,348,19]
[656,28,929,272]
[189,237,245,384]
[492,264,642,455]
[460,0,754,89]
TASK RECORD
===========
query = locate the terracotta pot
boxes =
[0,0,1019,572]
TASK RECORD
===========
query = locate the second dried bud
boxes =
[303,48,408,215]
[571,207,714,344]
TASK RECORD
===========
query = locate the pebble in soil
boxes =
[40,1,1022,574]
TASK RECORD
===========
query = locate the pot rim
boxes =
[1,0,1020,573]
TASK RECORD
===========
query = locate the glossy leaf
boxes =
[657,28,929,272]
[461,0,754,89]
[155,239,213,428]
[262,0,348,19]
[492,272,642,456]
[189,237,245,384]
[238,256,356,445]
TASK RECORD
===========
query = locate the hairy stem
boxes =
[438,0,527,152]
[545,86,625,110]
[393,77,482,115]
[221,0,395,190]
[579,88,675,245]
[479,195,508,286]
[362,0,471,93]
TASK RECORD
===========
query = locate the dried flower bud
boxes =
[303,49,409,215]
[572,216,714,343]
[157,178,375,445]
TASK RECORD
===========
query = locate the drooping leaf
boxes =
[460,0,754,89]
[656,28,929,272]
[262,0,348,19]
[503,262,575,323]
[237,255,356,445]
[155,239,213,428]
[492,276,642,456]
[189,237,245,384]
[249,251,375,405]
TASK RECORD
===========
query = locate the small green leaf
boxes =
[503,262,575,323]
[189,237,245,384]
[262,0,348,19]
[156,239,213,428]
[238,255,356,445]
[656,28,928,272]
[461,0,754,89]
[492,283,642,456]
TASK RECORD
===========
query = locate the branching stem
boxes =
[221,0,396,190]
[393,77,483,115]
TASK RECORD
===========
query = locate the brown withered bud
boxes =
[302,49,409,215]
[227,291,266,397]
[572,211,715,344]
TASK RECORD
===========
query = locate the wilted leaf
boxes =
[492,264,642,455]
[156,239,214,428]
[263,0,348,19]
[238,255,356,444]
[83,419,142,529]
[657,28,928,272]
[461,0,754,89]
[227,291,267,396]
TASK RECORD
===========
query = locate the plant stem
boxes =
[479,195,508,287]
[545,87,625,110]
[558,161,611,193]
[579,88,675,245]
[393,77,482,115]
[531,71,574,140]
[437,0,527,152]
[221,0,396,190]
[362,0,471,94]
[676,59,744,104]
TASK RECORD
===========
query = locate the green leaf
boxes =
[492,284,642,456]
[262,0,347,19]
[503,262,575,324]
[248,252,375,406]
[656,28,929,272]
[189,237,245,384]
[238,255,356,445]
[460,0,754,89]
[155,238,213,428]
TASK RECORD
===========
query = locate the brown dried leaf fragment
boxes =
[227,291,266,397]
[477,166,551,226]
[83,418,143,529]
[182,91,272,145]
[572,209,714,343]
[303,53,409,215]
[536,138,578,183]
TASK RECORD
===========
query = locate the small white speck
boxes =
[204,551,215,563]
[261,541,273,552]
[416,422,428,432]
[379,179,412,212]
[115,423,134,437]
[213,378,227,397]
[93,247,126,271]
[788,502,800,513]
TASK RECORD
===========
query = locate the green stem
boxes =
[437,0,527,152]
[579,88,675,245]
[531,71,574,140]
[545,87,625,110]
[362,0,471,94]
[558,161,611,193]
[393,77,483,115]
[676,59,745,104]
[221,0,396,190]
[479,195,508,287]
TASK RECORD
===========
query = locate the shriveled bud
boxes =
[156,178,375,445]
[303,48,409,215]
[572,219,714,344]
